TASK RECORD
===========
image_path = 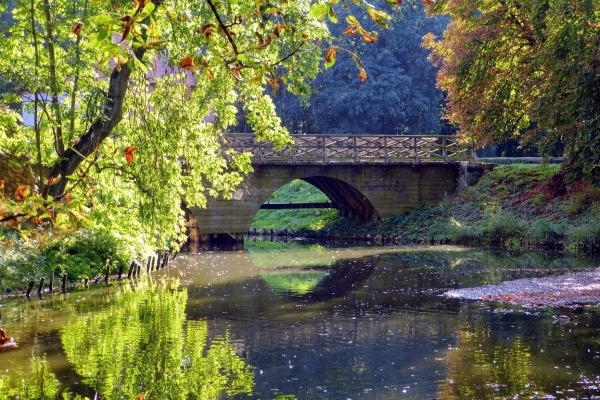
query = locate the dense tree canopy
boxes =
[236,0,450,135]
[424,0,600,181]
[0,0,399,247]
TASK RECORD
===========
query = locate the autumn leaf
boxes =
[72,22,83,36]
[16,185,30,200]
[178,55,199,70]
[229,67,243,82]
[273,23,285,38]
[47,174,62,186]
[0,180,4,190]
[324,46,337,68]
[124,146,138,163]
[196,23,216,38]
[204,67,214,79]
[359,67,367,82]
[361,32,378,43]
[343,26,358,35]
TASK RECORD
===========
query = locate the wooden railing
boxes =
[225,134,475,163]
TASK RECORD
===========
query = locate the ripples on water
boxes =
[1,241,600,399]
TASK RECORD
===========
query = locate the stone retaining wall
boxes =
[0,156,36,198]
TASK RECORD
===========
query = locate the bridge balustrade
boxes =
[225,134,475,164]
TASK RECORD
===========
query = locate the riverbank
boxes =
[284,164,600,253]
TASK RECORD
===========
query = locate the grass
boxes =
[250,179,340,230]
[260,164,600,253]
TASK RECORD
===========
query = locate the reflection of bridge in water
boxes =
[187,134,484,243]
[261,256,378,301]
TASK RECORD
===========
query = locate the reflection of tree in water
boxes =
[437,325,534,399]
[0,353,60,399]
[60,280,254,399]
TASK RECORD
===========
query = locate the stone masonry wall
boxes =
[0,156,36,198]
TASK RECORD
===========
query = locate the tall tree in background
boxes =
[235,0,449,135]
[0,0,398,245]
[424,0,600,181]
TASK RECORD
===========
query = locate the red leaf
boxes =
[121,24,132,42]
[273,24,285,38]
[178,55,198,70]
[124,146,138,163]
[72,22,83,36]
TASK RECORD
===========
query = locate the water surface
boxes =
[1,241,600,399]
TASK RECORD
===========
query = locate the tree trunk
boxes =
[43,47,147,199]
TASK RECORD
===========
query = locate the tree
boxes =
[423,0,600,181]
[238,0,450,135]
[0,0,399,246]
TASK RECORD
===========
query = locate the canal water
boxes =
[1,241,600,399]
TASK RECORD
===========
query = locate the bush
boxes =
[533,194,550,207]
[41,228,132,280]
[527,219,564,246]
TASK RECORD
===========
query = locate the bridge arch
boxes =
[189,162,463,243]
[300,176,377,221]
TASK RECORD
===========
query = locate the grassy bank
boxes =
[0,227,150,293]
[262,165,600,253]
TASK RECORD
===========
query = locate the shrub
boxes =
[533,194,550,207]
[41,228,133,280]
[527,219,564,246]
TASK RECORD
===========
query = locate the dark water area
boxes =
[1,241,600,399]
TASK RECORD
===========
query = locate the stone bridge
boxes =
[187,134,481,242]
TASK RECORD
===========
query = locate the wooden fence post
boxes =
[26,280,35,298]
[61,274,67,294]
[37,277,45,295]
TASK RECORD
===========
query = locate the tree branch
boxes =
[206,0,239,55]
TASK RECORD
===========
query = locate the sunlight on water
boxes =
[1,242,600,399]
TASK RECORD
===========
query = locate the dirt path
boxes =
[445,268,600,308]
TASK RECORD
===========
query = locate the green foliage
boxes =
[0,0,399,248]
[533,193,550,207]
[40,228,135,280]
[0,238,48,291]
[0,227,148,289]
[0,354,60,399]
[61,281,254,399]
[260,0,449,135]
[294,165,600,252]
[251,179,340,230]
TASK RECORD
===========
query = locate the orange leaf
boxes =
[113,3,121,10]
[179,55,199,70]
[273,23,285,38]
[124,146,138,163]
[10,218,17,227]
[0,180,4,190]
[15,185,30,200]
[362,33,378,43]
[72,22,83,36]
[359,68,367,82]
[204,67,215,79]
[343,26,358,35]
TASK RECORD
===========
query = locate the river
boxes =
[1,241,600,399]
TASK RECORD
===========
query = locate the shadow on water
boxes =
[3,241,600,399]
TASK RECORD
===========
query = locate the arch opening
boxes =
[250,179,339,231]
